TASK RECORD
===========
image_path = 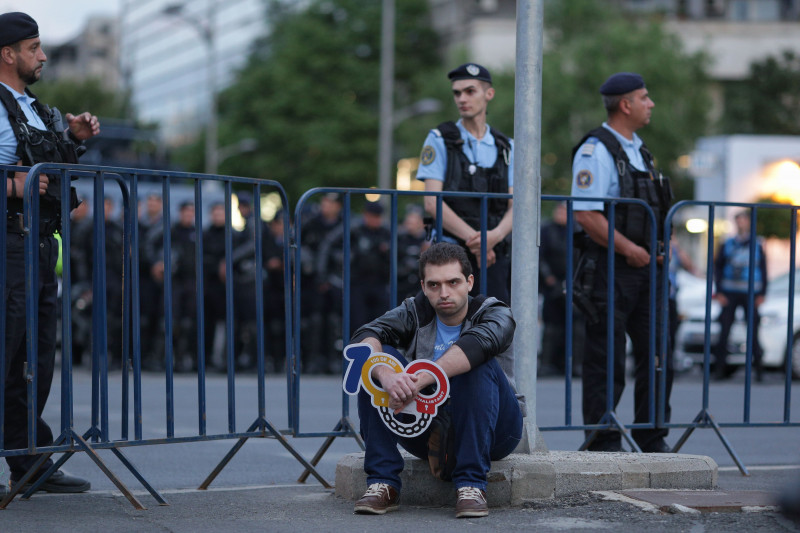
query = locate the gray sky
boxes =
[0,1,120,44]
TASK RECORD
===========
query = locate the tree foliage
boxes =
[720,51,800,135]
[539,0,711,198]
[211,0,446,204]
[32,77,131,119]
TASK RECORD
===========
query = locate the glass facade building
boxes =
[119,0,268,145]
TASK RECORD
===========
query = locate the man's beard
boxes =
[18,63,42,86]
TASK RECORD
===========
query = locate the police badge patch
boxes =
[576,170,593,189]
[421,145,435,165]
[467,64,480,76]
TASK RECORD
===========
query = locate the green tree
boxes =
[720,51,800,135]
[540,0,711,198]
[32,77,131,119]
[210,0,446,204]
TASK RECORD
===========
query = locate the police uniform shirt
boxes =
[416,119,514,188]
[0,81,47,165]
[571,122,646,212]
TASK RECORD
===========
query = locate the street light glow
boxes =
[685,218,708,234]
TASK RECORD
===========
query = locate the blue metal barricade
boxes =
[0,162,328,509]
[662,200,799,475]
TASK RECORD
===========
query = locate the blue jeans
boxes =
[358,348,522,492]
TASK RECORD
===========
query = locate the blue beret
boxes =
[448,63,492,84]
[599,72,645,96]
[0,12,39,48]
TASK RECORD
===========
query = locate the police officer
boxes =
[417,63,514,304]
[713,210,767,381]
[0,12,98,491]
[571,72,673,453]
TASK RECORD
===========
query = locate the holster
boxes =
[569,241,600,325]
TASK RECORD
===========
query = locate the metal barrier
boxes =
[661,200,799,475]
[535,195,663,455]
[2,163,797,508]
[536,196,798,475]
[0,163,328,509]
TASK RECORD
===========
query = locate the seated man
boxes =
[351,242,524,518]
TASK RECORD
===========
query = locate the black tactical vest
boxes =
[0,84,81,220]
[572,127,673,249]
[437,121,511,242]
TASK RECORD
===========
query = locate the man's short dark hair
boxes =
[419,242,472,280]
[603,94,629,113]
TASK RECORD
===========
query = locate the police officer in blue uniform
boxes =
[571,72,673,453]
[417,63,514,304]
[0,12,99,492]
[713,210,767,381]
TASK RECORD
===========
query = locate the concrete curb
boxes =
[335,451,718,506]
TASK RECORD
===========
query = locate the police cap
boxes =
[0,12,39,48]
[599,72,645,96]
[447,63,492,84]
[364,201,384,215]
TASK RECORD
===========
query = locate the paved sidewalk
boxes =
[0,469,797,532]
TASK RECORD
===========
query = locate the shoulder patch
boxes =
[576,169,593,189]
[421,145,436,166]
[580,139,598,157]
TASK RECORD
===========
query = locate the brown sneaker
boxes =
[455,486,488,518]
[354,483,400,514]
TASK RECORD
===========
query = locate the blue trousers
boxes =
[358,348,522,491]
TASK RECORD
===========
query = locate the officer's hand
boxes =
[218,261,226,281]
[713,293,728,307]
[66,112,101,141]
[151,261,165,282]
[38,174,48,195]
[624,245,651,268]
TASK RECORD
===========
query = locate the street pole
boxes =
[377,0,395,191]
[163,2,218,176]
[512,0,547,452]
[205,1,218,175]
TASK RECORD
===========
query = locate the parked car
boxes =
[675,271,800,379]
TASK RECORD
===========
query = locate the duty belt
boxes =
[6,213,59,236]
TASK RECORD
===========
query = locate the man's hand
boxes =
[151,261,165,282]
[755,295,765,308]
[8,171,47,197]
[66,112,100,141]
[373,366,419,413]
[624,243,651,268]
[465,231,498,268]
[713,293,729,307]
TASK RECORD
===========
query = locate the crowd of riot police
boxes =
[62,192,428,375]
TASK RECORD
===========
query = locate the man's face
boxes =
[735,214,751,235]
[146,195,162,219]
[451,79,494,121]
[363,211,382,229]
[421,261,473,324]
[210,205,225,227]
[625,88,654,128]
[179,205,195,226]
[12,38,46,86]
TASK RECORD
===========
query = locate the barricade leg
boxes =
[0,450,54,509]
[671,409,749,476]
[200,417,333,490]
[110,448,168,505]
[297,417,363,484]
[578,411,642,453]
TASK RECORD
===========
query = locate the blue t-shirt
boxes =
[433,317,462,362]
[0,82,47,165]
[570,122,646,211]
[416,119,514,188]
